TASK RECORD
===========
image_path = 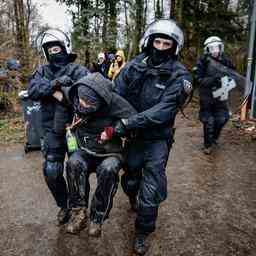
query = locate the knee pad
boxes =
[43,160,63,180]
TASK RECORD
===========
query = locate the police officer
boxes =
[113,19,192,255]
[28,29,89,225]
[196,36,234,154]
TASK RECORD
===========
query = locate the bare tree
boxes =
[13,0,30,72]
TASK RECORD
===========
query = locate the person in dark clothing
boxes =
[63,72,137,236]
[28,29,89,225]
[196,36,235,154]
[112,19,192,255]
[0,58,22,111]
[88,52,110,78]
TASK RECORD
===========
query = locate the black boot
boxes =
[133,233,147,255]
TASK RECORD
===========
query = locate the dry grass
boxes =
[0,112,24,145]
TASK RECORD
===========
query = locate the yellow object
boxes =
[108,49,126,81]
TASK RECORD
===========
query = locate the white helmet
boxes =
[140,19,184,55]
[36,29,72,60]
[204,36,224,55]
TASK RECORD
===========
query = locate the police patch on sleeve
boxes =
[183,79,192,94]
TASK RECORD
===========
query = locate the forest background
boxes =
[0,0,251,75]
[0,0,252,142]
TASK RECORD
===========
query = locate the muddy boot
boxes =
[66,207,87,234]
[129,196,138,212]
[57,208,70,226]
[133,233,147,255]
[203,146,212,155]
[88,221,102,237]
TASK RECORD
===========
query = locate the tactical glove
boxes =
[51,75,73,90]
[113,119,128,137]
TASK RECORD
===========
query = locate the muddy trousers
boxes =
[199,100,229,148]
[121,139,172,234]
[66,150,122,224]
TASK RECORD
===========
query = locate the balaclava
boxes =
[147,33,177,66]
[45,42,69,70]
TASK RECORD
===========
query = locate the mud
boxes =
[0,111,256,256]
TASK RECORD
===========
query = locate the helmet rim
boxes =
[140,19,184,55]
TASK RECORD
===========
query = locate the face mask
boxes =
[49,52,69,69]
[73,95,101,117]
[149,47,172,65]
[77,104,98,116]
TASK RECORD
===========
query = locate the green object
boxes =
[66,128,78,153]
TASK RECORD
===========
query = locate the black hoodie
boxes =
[67,72,137,157]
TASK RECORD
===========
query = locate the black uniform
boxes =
[28,62,88,209]
[65,72,137,224]
[114,52,191,234]
[196,55,234,148]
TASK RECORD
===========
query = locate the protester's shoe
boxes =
[129,196,138,212]
[203,146,212,155]
[66,207,87,234]
[133,233,147,255]
[57,208,70,226]
[88,221,102,237]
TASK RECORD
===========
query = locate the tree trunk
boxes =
[80,0,91,65]
[176,0,183,24]
[131,0,144,56]
[102,0,109,47]
[109,0,118,51]
[13,0,30,75]
[124,0,131,56]
[170,0,176,18]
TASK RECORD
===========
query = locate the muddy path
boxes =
[0,111,256,256]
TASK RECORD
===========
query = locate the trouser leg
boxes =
[135,140,171,234]
[43,155,67,208]
[66,150,90,208]
[213,111,229,142]
[121,140,144,200]
[202,116,215,148]
[42,131,68,208]
[90,157,122,224]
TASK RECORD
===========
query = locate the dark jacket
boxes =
[196,55,234,104]
[114,52,191,140]
[90,62,110,78]
[28,63,89,135]
[69,72,137,156]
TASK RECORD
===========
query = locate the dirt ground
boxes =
[0,109,256,256]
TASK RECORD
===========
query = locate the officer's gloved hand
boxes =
[205,75,222,88]
[51,75,73,90]
[213,75,223,87]
[58,75,73,87]
[113,119,128,137]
